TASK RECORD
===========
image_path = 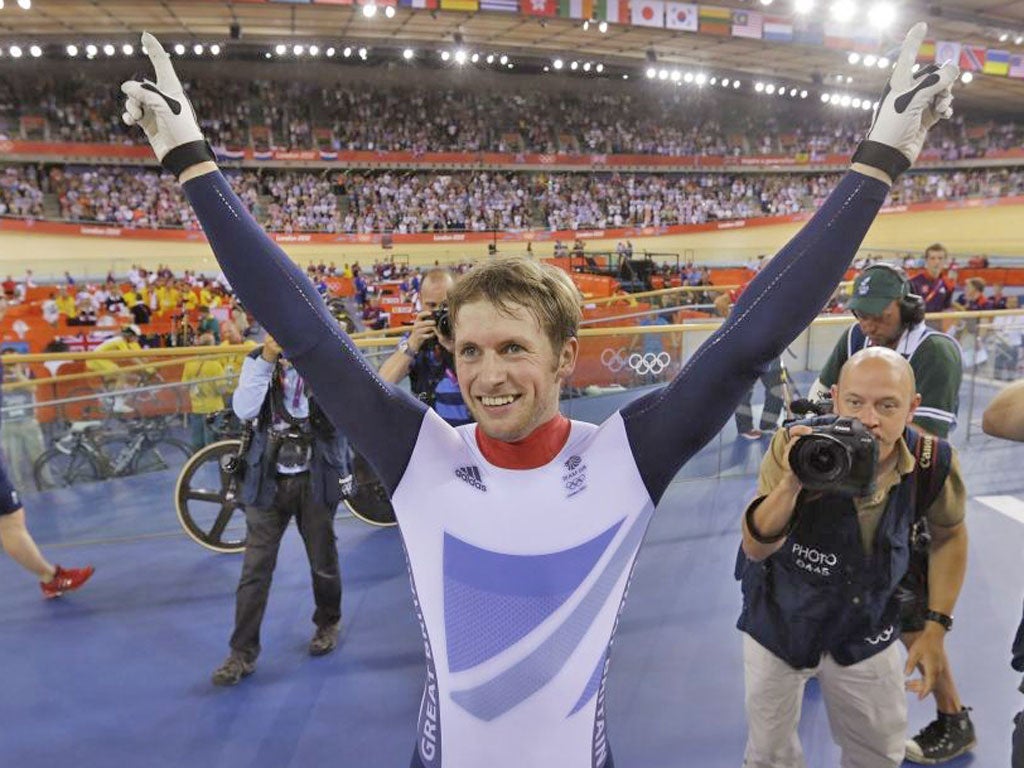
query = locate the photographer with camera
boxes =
[377,268,471,427]
[738,347,967,768]
[809,264,971,762]
[210,336,349,687]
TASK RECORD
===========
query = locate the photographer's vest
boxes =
[239,365,350,509]
[736,426,951,669]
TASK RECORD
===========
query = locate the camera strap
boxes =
[911,433,951,524]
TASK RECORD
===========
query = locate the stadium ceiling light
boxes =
[695,72,707,85]
[309,45,320,56]
[363,3,378,18]
[733,79,740,88]
[821,92,830,102]
[174,43,186,55]
[657,68,668,80]
[122,43,134,56]
[29,44,41,57]
[999,32,1009,43]
[847,52,860,65]
[18,0,30,8]
[583,19,590,31]
[867,2,896,31]
[595,62,603,72]
[403,48,414,60]
[961,71,973,83]
[543,65,549,72]
[471,52,480,62]
[793,0,815,14]
[67,44,78,56]
[1016,35,1024,45]
[326,46,336,57]
[570,60,578,70]
[195,43,205,55]
[583,61,591,71]
[85,44,97,56]
[9,45,22,58]
[104,43,116,56]
[840,94,851,106]
[683,71,694,82]
[863,100,874,110]
[830,0,855,24]
[709,76,716,84]
[358,47,368,59]
[760,0,773,5]
[293,44,304,56]
[384,5,396,18]
[598,20,608,33]
[553,57,564,69]
[645,66,656,79]
[862,53,877,67]
[754,81,765,92]
[441,50,450,61]
[499,54,508,64]
[877,56,890,68]
[622,73,629,79]
[721,77,730,86]
[506,62,513,68]
[800,89,808,98]
[829,93,841,104]
[486,53,494,63]
[210,44,221,56]
[765,83,775,94]
[275,43,287,56]
[852,97,862,107]
[670,69,681,81]
[343,46,352,57]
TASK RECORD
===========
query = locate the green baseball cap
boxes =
[848,268,906,316]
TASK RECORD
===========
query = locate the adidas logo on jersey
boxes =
[455,465,487,491]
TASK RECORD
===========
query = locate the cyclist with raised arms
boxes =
[121,26,956,768]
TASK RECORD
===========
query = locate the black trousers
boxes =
[734,357,786,433]
[230,473,341,660]
[1014,709,1024,768]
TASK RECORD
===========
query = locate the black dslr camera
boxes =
[787,417,878,498]
[431,304,452,339]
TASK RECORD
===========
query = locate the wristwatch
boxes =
[924,610,953,632]
[398,340,417,359]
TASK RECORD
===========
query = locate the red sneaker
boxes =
[40,565,95,599]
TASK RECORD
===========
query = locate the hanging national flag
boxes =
[960,45,985,72]
[665,2,697,31]
[481,0,519,10]
[399,0,439,8]
[593,0,627,23]
[557,0,586,18]
[983,49,1010,76]
[916,39,935,63]
[1010,54,1024,79]
[731,9,762,39]
[762,16,792,42]
[440,0,477,9]
[823,21,857,50]
[699,5,731,36]
[521,0,557,15]
[632,0,665,28]
[935,40,961,66]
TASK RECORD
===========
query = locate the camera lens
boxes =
[789,435,851,488]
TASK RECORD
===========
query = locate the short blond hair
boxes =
[447,256,581,350]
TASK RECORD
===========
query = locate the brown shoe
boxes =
[211,654,255,686]
[309,623,340,657]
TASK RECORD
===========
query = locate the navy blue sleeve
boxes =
[621,170,890,505]
[182,170,425,492]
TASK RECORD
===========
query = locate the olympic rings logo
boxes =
[600,348,671,375]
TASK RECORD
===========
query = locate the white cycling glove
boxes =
[852,22,959,180]
[120,32,215,176]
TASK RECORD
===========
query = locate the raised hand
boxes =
[853,22,960,181]
[121,32,215,175]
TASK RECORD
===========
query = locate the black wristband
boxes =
[744,497,796,545]
[924,610,953,632]
[851,140,910,182]
[161,139,216,177]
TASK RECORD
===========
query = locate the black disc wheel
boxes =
[174,440,247,553]
[343,451,397,527]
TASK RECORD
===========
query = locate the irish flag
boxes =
[594,0,628,23]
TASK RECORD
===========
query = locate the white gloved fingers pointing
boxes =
[893,22,928,84]
[122,97,143,126]
[141,32,180,94]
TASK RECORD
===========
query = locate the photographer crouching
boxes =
[211,336,349,686]
[737,347,967,768]
[377,268,471,426]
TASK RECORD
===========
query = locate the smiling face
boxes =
[454,300,577,442]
